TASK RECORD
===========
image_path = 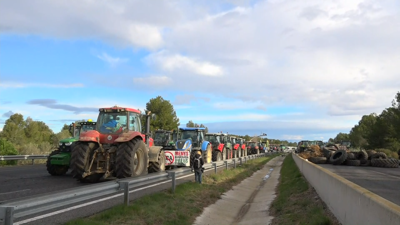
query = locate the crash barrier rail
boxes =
[292,153,400,225]
[0,153,273,225]
[0,155,49,165]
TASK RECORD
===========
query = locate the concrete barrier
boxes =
[292,154,400,225]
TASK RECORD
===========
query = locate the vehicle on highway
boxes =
[70,106,165,183]
[46,120,96,176]
[163,127,212,169]
[205,133,225,162]
[246,141,259,155]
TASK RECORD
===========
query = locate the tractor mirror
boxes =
[151,113,157,120]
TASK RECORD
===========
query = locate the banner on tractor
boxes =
[165,151,190,166]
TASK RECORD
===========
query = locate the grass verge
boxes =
[269,154,340,225]
[65,155,279,225]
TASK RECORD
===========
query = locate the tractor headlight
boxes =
[64,142,73,146]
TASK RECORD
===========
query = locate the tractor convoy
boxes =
[46,105,268,182]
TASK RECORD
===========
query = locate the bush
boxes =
[375,148,399,159]
[0,138,19,165]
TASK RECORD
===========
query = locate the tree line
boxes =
[330,92,400,153]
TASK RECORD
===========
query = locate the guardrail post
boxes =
[224,161,228,170]
[239,157,242,165]
[212,163,217,174]
[233,159,236,169]
[31,159,35,165]
[168,171,176,193]
[120,181,130,206]
[244,156,247,163]
[0,206,14,225]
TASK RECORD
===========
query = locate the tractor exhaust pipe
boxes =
[145,111,152,146]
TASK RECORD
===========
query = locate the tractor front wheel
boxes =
[148,151,166,173]
[70,142,100,182]
[204,144,212,163]
[116,138,148,178]
[212,151,222,162]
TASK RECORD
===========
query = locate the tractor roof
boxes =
[99,106,141,114]
[79,121,97,125]
[179,127,206,131]
[205,133,222,136]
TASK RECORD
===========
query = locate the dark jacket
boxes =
[191,153,204,171]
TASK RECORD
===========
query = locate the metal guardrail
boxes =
[0,155,49,165]
[0,153,273,225]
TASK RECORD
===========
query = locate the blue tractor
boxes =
[164,127,212,169]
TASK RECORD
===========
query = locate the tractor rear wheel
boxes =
[148,151,165,173]
[116,138,148,178]
[212,150,222,161]
[46,150,68,176]
[70,142,100,182]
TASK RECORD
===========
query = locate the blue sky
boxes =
[1,0,399,142]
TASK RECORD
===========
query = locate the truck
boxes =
[46,120,97,176]
[163,127,212,169]
[70,106,165,183]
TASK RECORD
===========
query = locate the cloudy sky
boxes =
[0,0,399,141]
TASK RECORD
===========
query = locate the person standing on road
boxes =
[191,151,204,184]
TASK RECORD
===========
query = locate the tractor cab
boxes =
[204,133,222,146]
[97,109,141,135]
[179,127,205,148]
[60,120,97,153]
[154,130,174,147]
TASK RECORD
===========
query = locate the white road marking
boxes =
[0,189,30,195]
[15,173,194,225]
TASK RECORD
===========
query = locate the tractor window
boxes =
[221,136,227,143]
[98,112,126,134]
[199,131,204,143]
[128,113,140,132]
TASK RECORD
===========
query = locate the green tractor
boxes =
[154,129,177,150]
[46,120,97,176]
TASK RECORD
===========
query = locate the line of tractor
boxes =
[46,105,267,183]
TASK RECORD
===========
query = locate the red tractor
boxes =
[230,136,241,158]
[237,137,247,157]
[70,106,165,182]
[205,133,225,162]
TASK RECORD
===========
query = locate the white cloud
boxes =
[146,51,224,76]
[0,0,177,49]
[0,82,84,88]
[96,53,128,67]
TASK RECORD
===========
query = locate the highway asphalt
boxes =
[0,165,90,203]
[319,164,400,205]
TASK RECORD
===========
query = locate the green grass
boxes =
[270,154,337,225]
[65,155,279,225]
